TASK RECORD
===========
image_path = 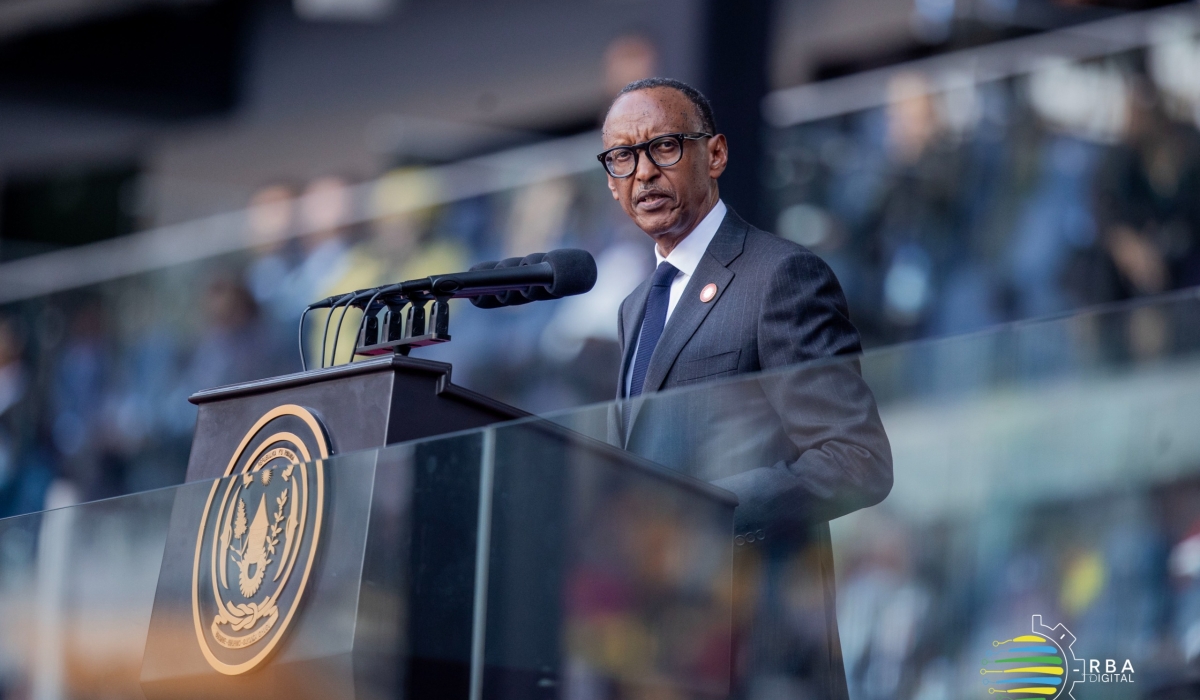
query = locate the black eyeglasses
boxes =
[597,132,713,178]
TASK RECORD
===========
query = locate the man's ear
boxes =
[708,134,729,179]
[607,177,620,200]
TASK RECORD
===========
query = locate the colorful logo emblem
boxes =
[982,615,1078,700]
[191,405,329,675]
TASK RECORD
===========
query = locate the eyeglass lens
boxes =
[605,136,685,177]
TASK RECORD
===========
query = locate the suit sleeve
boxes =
[711,249,893,532]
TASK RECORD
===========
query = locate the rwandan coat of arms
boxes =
[191,405,328,675]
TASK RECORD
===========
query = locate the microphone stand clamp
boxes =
[355,293,452,357]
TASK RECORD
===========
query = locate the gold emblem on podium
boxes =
[191,405,329,675]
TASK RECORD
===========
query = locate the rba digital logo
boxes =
[980,615,1135,699]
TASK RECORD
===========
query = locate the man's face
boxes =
[602,88,727,248]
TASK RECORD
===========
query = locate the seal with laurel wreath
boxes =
[191,405,329,675]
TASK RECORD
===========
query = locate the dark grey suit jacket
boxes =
[616,208,892,700]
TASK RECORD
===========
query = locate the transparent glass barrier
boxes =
[0,403,737,700]
[5,289,1200,699]
[536,289,1200,700]
[0,486,178,700]
[0,452,388,700]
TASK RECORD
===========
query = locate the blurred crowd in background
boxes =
[769,19,1200,347]
[1,6,1200,527]
[6,13,1200,519]
[6,5,1200,700]
[0,163,653,516]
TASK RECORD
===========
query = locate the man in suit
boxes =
[601,78,893,699]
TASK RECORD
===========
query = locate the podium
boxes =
[183,355,528,482]
[127,356,737,700]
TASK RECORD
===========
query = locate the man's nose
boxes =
[634,150,661,181]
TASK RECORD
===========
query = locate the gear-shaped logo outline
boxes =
[1031,615,1081,700]
[981,615,1080,700]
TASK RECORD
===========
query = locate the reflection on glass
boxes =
[2,288,1200,700]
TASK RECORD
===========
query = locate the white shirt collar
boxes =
[654,199,726,276]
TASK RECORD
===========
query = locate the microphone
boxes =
[309,248,597,310]
[465,249,597,308]
[300,249,596,366]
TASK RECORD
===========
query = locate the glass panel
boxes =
[0,450,394,700]
[0,486,177,700]
[484,420,737,699]
[0,407,738,700]
[139,451,383,700]
[533,290,1200,700]
[5,290,1200,699]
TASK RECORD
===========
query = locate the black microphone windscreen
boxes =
[494,257,534,307]
[468,260,504,309]
[519,252,556,303]
[545,249,597,298]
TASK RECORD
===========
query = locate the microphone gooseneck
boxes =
[319,288,370,368]
[298,306,311,372]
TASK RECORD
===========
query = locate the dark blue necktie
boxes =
[624,261,679,435]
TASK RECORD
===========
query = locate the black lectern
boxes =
[136,357,737,700]
[183,355,527,482]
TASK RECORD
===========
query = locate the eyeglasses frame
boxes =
[596,132,714,178]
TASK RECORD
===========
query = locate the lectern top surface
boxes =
[187,355,522,421]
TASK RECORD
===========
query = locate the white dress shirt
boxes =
[625,199,727,396]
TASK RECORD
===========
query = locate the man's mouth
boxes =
[635,191,672,211]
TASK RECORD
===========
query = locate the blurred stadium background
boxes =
[6,1,1200,699]
[0,0,1196,511]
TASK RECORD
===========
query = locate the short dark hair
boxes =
[614,77,717,134]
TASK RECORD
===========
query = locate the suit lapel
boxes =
[616,277,652,400]
[641,256,734,393]
[625,211,749,441]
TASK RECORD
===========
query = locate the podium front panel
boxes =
[140,455,386,700]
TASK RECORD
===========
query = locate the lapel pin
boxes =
[700,283,717,303]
